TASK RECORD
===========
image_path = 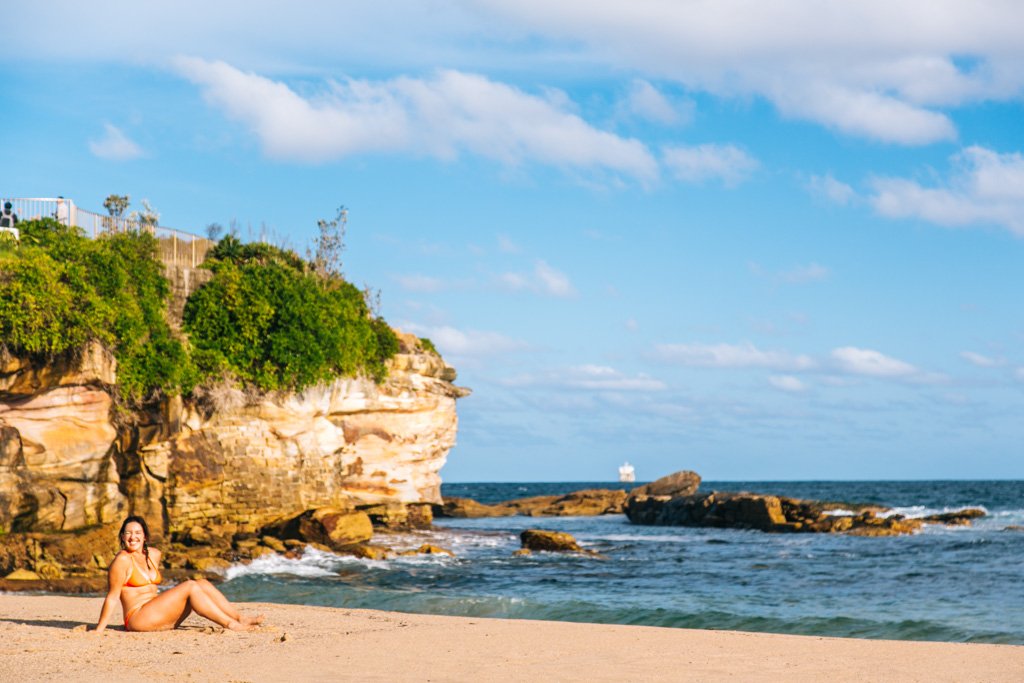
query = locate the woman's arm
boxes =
[94,553,128,633]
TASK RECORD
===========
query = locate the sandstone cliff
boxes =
[0,334,468,541]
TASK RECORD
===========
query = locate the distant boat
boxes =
[618,462,636,483]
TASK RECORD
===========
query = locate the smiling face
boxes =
[120,521,147,553]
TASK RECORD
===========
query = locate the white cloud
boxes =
[175,57,658,180]
[623,80,690,125]
[749,262,829,286]
[13,3,1024,145]
[768,81,956,144]
[780,263,829,284]
[830,347,918,378]
[960,351,1003,367]
[662,144,758,187]
[498,260,576,297]
[654,342,816,371]
[869,146,1024,235]
[497,234,521,253]
[498,272,529,291]
[533,260,575,297]
[88,123,143,161]
[475,1,1024,144]
[807,174,855,205]
[400,323,529,357]
[503,364,666,392]
[768,375,807,393]
[656,341,945,385]
[394,274,445,293]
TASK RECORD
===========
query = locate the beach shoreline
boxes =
[1,594,1021,682]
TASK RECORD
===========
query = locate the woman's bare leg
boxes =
[195,578,264,625]
[128,580,251,632]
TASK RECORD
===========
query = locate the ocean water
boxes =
[221,481,1024,644]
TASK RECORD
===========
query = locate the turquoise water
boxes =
[221,481,1024,643]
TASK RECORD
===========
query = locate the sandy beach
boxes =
[1,595,1021,682]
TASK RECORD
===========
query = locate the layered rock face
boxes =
[0,335,468,541]
[0,344,124,533]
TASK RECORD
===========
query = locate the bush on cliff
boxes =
[0,219,192,401]
[182,236,399,391]
[0,219,400,400]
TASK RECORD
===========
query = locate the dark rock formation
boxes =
[262,507,373,550]
[502,489,628,516]
[1,336,467,542]
[432,497,517,518]
[630,470,701,498]
[359,502,434,530]
[520,529,584,553]
[920,509,986,525]
[398,543,454,557]
[624,470,986,537]
[434,489,627,519]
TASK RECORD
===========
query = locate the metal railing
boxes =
[1,197,215,269]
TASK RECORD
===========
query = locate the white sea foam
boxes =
[884,505,991,520]
[589,533,696,543]
[224,546,370,580]
[821,509,855,517]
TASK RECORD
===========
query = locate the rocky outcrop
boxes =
[920,509,986,525]
[504,489,628,516]
[432,497,517,518]
[0,343,124,533]
[262,507,374,550]
[520,529,584,553]
[624,471,987,536]
[0,332,469,545]
[434,489,627,519]
[359,502,434,530]
[630,470,701,498]
[155,358,467,540]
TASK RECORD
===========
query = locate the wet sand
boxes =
[1,594,1022,682]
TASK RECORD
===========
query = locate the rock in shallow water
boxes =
[520,529,584,553]
[623,471,986,536]
[630,470,701,498]
[433,489,627,518]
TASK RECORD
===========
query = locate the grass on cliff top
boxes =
[0,221,400,401]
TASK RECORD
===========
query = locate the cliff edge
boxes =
[0,332,469,542]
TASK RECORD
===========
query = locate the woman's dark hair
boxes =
[118,515,153,568]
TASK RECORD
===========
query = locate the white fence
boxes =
[1,197,215,269]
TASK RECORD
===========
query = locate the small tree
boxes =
[309,205,347,279]
[129,199,160,228]
[103,194,130,218]
[362,285,382,317]
[206,222,224,241]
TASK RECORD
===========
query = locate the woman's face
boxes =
[122,522,146,552]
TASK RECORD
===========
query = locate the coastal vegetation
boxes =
[183,235,399,390]
[0,216,400,402]
[0,218,190,401]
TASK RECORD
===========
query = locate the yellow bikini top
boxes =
[124,553,162,587]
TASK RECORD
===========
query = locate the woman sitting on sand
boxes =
[94,516,263,633]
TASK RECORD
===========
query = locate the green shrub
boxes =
[0,219,191,401]
[183,235,400,392]
[0,221,402,401]
[418,337,438,355]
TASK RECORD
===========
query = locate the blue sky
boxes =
[3,2,1023,481]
